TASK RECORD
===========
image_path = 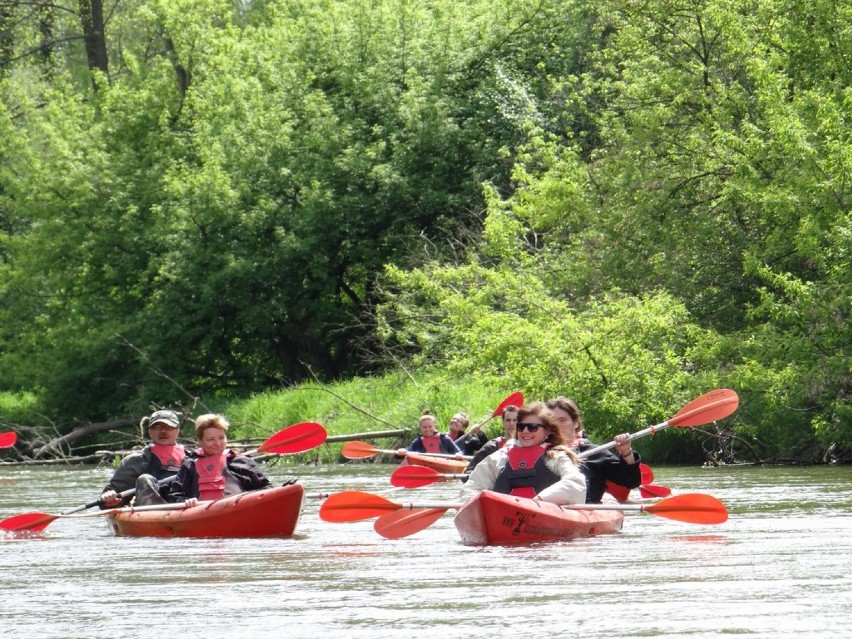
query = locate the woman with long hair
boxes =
[459,402,586,505]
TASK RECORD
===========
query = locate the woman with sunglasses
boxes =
[546,396,641,503]
[459,402,586,505]
[99,409,186,508]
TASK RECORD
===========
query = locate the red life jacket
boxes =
[195,451,228,501]
[420,434,442,454]
[493,444,560,497]
[150,444,185,471]
[496,436,509,449]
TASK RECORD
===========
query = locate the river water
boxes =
[1,463,851,638]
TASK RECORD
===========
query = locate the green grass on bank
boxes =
[0,372,720,465]
[225,372,514,464]
[0,390,40,424]
[1,372,515,464]
[1,374,710,465]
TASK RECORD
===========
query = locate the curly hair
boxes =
[194,413,230,440]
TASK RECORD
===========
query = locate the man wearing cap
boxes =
[99,410,186,508]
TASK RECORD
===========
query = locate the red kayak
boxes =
[453,490,624,545]
[402,451,469,474]
[107,483,305,538]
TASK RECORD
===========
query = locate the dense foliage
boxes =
[0,0,848,463]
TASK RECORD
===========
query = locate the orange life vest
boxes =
[195,451,227,501]
[150,444,185,471]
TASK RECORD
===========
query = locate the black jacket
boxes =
[575,439,642,503]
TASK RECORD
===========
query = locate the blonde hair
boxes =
[418,409,437,429]
[194,413,230,440]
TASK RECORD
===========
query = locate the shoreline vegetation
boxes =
[2,374,847,468]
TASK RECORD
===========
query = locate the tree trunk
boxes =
[32,417,134,459]
[78,0,108,89]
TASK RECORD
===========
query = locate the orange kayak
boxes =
[402,451,469,474]
[107,483,305,538]
[453,490,624,545]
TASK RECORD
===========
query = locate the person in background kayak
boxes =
[170,413,271,505]
[546,396,641,503]
[99,409,186,508]
[459,402,586,505]
[396,410,462,458]
[448,412,489,456]
[462,404,518,477]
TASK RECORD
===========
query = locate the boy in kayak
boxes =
[459,402,586,505]
[546,396,641,503]
[170,413,270,505]
[99,409,186,508]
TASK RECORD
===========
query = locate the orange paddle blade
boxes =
[0,432,17,448]
[341,441,383,460]
[668,389,739,427]
[0,512,57,533]
[639,483,672,498]
[319,491,399,522]
[374,508,448,539]
[605,481,631,503]
[645,493,728,524]
[390,465,463,488]
[492,392,524,417]
[258,421,327,454]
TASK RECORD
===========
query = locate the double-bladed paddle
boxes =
[341,441,472,461]
[343,392,523,462]
[0,421,327,533]
[319,490,728,539]
[373,492,728,539]
[578,388,739,459]
[0,432,17,448]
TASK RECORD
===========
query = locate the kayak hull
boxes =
[454,490,623,545]
[402,451,468,474]
[107,483,305,538]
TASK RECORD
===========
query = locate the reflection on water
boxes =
[2,464,852,638]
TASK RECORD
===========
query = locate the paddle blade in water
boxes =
[645,493,728,525]
[0,432,17,448]
[605,481,631,503]
[259,421,327,454]
[374,508,448,539]
[319,491,398,522]
[639,484,672,498]
[640,463,654,485]
[668,389,739,428]
[390,465,446,488]
[0,512,57,533]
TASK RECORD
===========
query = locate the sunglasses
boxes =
[516,422,544,433]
